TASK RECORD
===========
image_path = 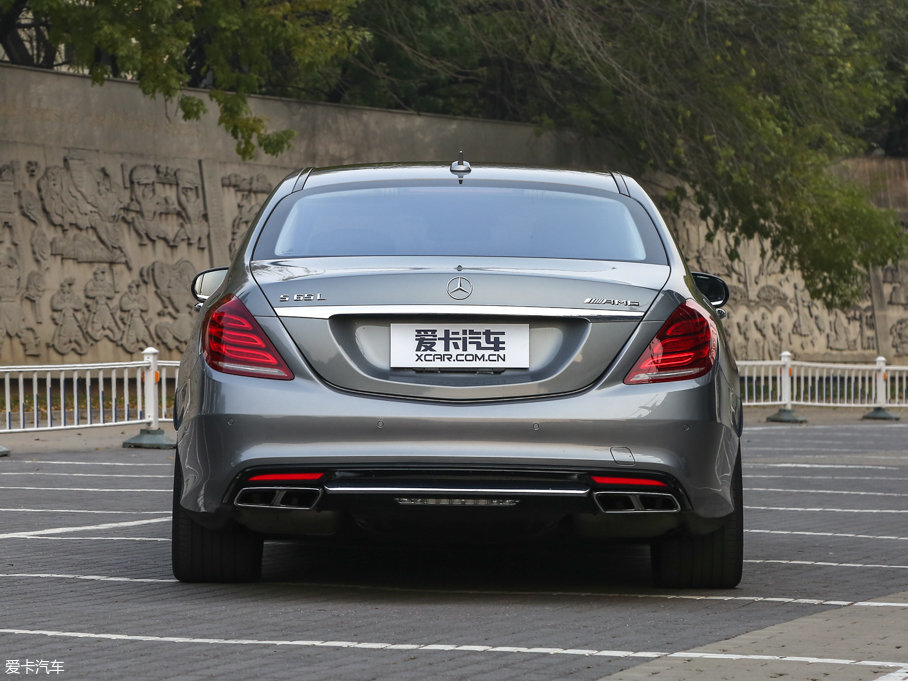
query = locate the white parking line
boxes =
[749,474,908,481]
[0,574,174,583]
[745,424,908,431]
[3,572,907,610]
[0,508,166,514]
[747,529,908,541]
[18,460,171,466]
[0,472,170,478]
[746,487,908,497]
[747,506,908,513]
[746,488,908,497]
[746,559,908,570]
[746,447,878,453]
[8,536,168,542]
[746,463,900,470]
[0,628,906,672]
[0,486,169,492]
[873,670,908,681]
[0,517,169,539]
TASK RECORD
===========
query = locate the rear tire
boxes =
[651,453,743,588]
[172,459,263,582]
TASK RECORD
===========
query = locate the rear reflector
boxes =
[591,476,668,487]
[247,473,324,482]
[624,300,718,384]
[203,295,293,380]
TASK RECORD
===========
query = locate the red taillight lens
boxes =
[592,476,668,487]
[624,300,718,384]
[248,473,323,482]
[202,295,293,380]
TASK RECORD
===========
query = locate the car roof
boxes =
[300,163,625,195]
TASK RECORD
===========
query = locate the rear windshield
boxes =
[253,183,667,264]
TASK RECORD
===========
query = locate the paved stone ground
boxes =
[0,417,906,680]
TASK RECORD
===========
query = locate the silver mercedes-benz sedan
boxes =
[172,159,743,587]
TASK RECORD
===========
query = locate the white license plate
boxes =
[390,323,530,369]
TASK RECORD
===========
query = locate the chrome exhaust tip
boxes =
[234,486,322,510]
[594,491,680,513]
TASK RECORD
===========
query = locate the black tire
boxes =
[651,453,743,588]
[172,459,263,582]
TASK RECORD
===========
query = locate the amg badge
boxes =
[584,297,640,307]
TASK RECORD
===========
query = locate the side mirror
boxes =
[191,267,228,303]
[691,272,730,308]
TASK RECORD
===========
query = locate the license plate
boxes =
[390,323,530,369]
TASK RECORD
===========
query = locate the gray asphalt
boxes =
[0,414,906,680]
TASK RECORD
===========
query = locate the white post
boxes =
[875,356,887,409]
[123,347,175,448]
[767,350,806,422]
[863,356,899,421]
[143,347,159,430]
[780,351,793,411]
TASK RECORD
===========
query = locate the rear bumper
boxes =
[176,365,740,536]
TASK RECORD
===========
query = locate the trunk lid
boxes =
[252,257,669,400]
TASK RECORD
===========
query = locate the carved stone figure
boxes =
[861,306,876,352]
[37,166,67,230]
[891,318,908,356]
[118,280,152,352]
[827,309,857,352]
[23,271,46,324]
[141,259,197,317]
[0,246,24,341]
[39,163,131,266]
[791,283,812,337]
[49,278,88,355]
[226,174,270,258]
[84,266,120,341]
[86,167,131,267]
[171,168,209,248]
[155,304,194,351]
[124,165,171,244]
[18,326,41,356]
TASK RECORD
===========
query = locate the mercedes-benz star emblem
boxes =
[446,276,473,300]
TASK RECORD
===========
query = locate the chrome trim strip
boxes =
[275,305,644,320]
[324,483,589,496]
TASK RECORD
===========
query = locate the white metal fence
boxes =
[2,350,905,437]
[1,348,179,434]
[739,351,908,412]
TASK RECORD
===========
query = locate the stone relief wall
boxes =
[0,150,286,363]
[0,65,906,364]
[670,158,908,363]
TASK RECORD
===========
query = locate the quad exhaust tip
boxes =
[234,486,322,510]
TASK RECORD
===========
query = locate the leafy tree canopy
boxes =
[2,0,907,306]
[0,0,366,159]
[327,0,908,307]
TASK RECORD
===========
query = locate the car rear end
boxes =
[172,163,742,587]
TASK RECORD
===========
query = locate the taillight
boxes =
[624,300,717,384]
[202,295,293,380]
[592,476,668,487]
[247,473,323,482]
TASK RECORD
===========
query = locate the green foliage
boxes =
[0,0,366,159]
[3,0,906,305]
[329,0,908,307]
